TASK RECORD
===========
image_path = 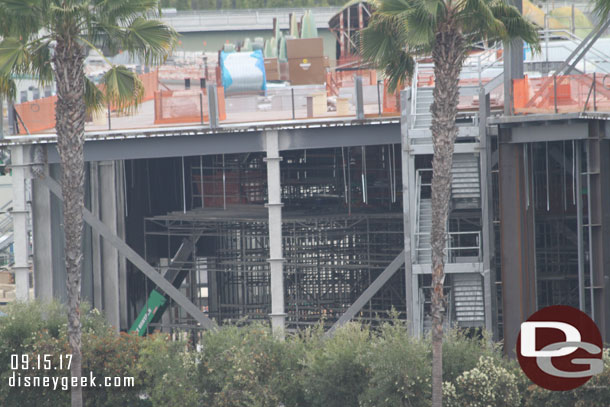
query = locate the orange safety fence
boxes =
[14,70,160,135]
[327,69,377,96]
[513,74,610,114]
[154,87,226,125]
[382,79,400,114]
[14,96,58,135]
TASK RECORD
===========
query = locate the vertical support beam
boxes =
[503,0,523,115]
[400,89,417,336]
[479,89,496,336]
[99,161,120,330]
[116,160,129,330]
[32,170,53,301]
[264,130,285,337]
[10,145,30,300]
[575,141,585,311]
[498,133,536,358]
[90,162,103,310]
[585,122,610,342]
[339,10,345,59]
[355,76,364,120]
[207,84,219,129]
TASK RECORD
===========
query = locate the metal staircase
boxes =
[451,154,481,210]
[452,273,485,327]
[413,87,434,130]
[417,199,432,264]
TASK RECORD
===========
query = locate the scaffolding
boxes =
[143,208,404,331]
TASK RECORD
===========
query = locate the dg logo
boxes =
[517,305,604,391]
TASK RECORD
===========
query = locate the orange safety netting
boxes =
[154,87,226,125]
[513,74,610,114]
[14,70,160,135]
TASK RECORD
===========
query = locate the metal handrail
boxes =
[414,230,482,263]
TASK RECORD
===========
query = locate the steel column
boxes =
[32,171,53,301]
[498,132,537,358]
[264,130,286,337]
[479,88,496,336]
[400,89,417,336]
[10,145,30,300]
[585,122,610,341]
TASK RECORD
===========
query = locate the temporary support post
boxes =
[10,145,30,300]
[479,88,496,336]
[326,251,405,336]
[498,133,537,358]
[400,89,417,336]
[264,130,286,337]
[40,175,216,330]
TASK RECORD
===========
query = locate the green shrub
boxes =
[360,319,431,407]
[443,355,521,407]
[0,301,148,407]
[138,334,199,407]
[301,322,370,407]
[442,329,499,383]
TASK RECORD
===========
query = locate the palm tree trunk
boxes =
[429,22,465,407]
[53,38,86,407]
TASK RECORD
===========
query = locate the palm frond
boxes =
[489,1,541,52]
[0,75,16,100]
[84,76,106,116]
[0,38,29,76]
[360,14,416,93]
[115,18,177,66]
[594,0,610,22]
[102,65,144,114]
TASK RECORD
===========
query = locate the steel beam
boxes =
[40,175,216,330]
[326,251,405,336]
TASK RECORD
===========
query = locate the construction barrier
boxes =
[14,70,159,135]
[513,74,610,114]
[154,87,226,125]
[14,96,58,135]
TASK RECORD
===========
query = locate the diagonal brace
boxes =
[41,175,216,330]
[325,251,405,337]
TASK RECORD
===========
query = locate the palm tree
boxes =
[0,1,176,406]
[361,1,539,406]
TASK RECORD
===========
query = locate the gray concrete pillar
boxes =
[10,145,30,300]
[264,130,286,337]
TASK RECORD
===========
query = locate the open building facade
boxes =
[3,2,610,356]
